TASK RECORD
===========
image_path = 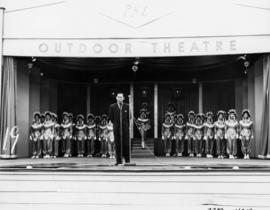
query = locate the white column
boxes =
[0,8,4,104]
[199,82,203,113]
[129,83,134,139]
[86,84,91,114]
[154,83,158,138]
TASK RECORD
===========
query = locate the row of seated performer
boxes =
[30,111,115,159]
[162,109,254,159]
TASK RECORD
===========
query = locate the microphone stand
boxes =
[124,95,136,166]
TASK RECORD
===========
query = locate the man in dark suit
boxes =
[109,92,130,165]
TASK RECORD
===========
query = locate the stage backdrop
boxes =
[57,83,87,119]
[203,81,235,117]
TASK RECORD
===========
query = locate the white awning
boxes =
[2,0,270,57]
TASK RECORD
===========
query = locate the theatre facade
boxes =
[1,0,270,158]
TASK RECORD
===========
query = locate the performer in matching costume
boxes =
[86,113,96,157]
[61,112,73,157]
[166,102,177,124]
[214,110,226,159]
[40,114,45,123]
[225,109,239,159]
[29,108,253,160]
[30,112,43,158]
[42,111,55,158]
[239,109,254,159]
[194,113,205,157]
[162,113,173,156]
[185,111,196,157]
[204,112,214,158]
[136,110,151,149]
[75,114,87,157]
[69,113,75,155]
[107,121,115,158]
[173,114,185,157]
[52,113,60,158]
[99,115,109,158]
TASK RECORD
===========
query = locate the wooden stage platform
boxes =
[1,157,270,210]
[1,157,270,172]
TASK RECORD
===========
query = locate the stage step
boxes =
[131,138,155,158]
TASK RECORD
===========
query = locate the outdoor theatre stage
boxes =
[1,0,270,162]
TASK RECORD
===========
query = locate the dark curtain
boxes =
[0,57,17,156]
[203,81,235,119]
[158,84,199,138]
[259,55,270,157]
[57,83,87,118]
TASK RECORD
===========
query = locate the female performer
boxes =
[107,121,115,159]
[86,113,96,157]
[42,111,55,158]
[75,114,87,157]
[185,111,196,157]
[239,109,254,159]
[173,114,185,157]
[214,110,226,159]
[30,112,43,158]
[61,112,73,157]
[52,113,60,158]
[204,112,214,158]
[136,110,151,149]
[99,115,109,158]
[225,109,239,159]
[194,113,204,157]
[162,113,173,157]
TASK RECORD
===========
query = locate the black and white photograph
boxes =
[0,0,270,209]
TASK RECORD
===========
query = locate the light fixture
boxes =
[243,60,250,75]
[31,57,37,62]
[132,57,140,72]
[239,54,247,60]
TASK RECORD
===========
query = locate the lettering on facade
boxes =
[37,39,237,56]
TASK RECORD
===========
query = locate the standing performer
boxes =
[173,114,185,157]
[86,113,96,157]
[214,110,226,159]
[136,110,151,149]
[185,111,196,157]
[69,113,75,156]
[29,112,43,158]
[52,113,60,158]
[162,113,173,157]
[239,109,254,159]
[40,113,45,157]
[109,92,131,165]
[225,109,239,159]
[194,113,205,157]
[42,111,55,158]
[107,121,115,159]
[75,114,87,157]
[166,102,177,124]
[204,112,214,158]
[40,114,45,123]
[61,112,73,157]
[99,114,109,158]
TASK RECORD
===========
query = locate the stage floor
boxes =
[1,157,270,172]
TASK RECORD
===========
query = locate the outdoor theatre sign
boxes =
[36,39,237,56]
[3,35,270,57]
